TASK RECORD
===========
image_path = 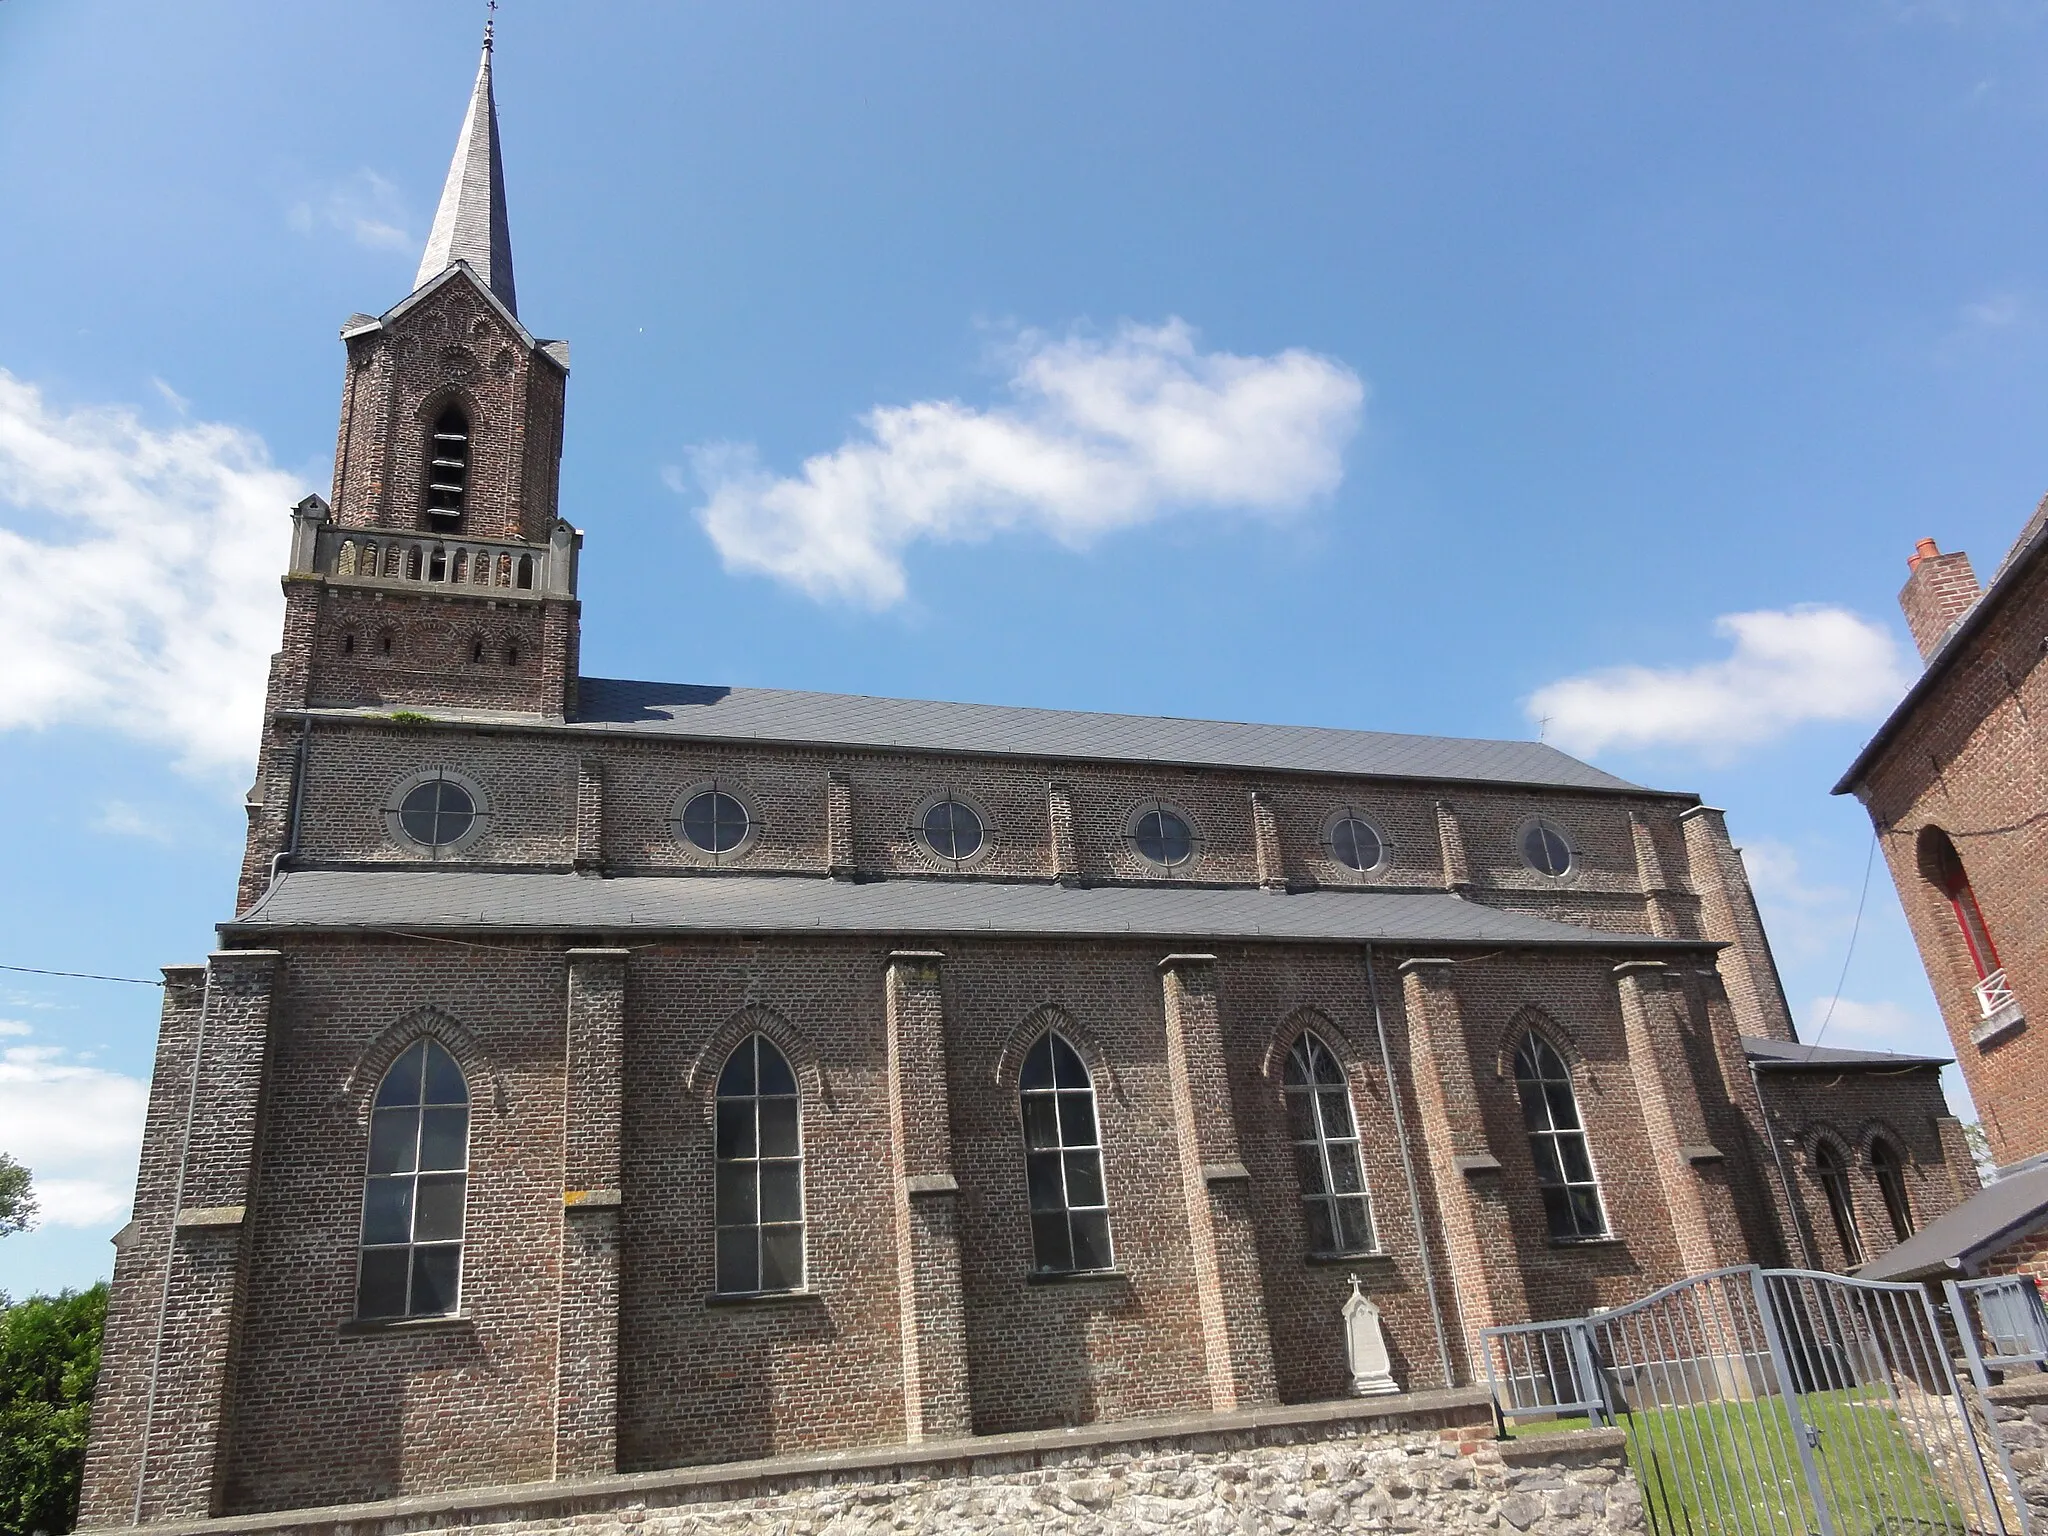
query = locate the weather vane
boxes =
[484,0,497,50]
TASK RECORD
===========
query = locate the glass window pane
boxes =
[682,793,717,851]
[376,1042,425,1107]
[1031,1212,1073,1273]
[716,1227,758,1294]
[1545,1080,1581,1131]
[1285,1091,1318,1145]
[759,1161,802,1223]
[400,795,440,844]
[1283,1040,1311,1087]
[758,1098,799,1158]
[1328,1144,1365,1195]
[1311,1040,1346,1087]
[1063,1150,1104,1209]
[1304,1199,1339,1254]
[760,1225,804,1291]
[1070,1212,1113,1271]
[1049,1035,1089,1089]
[1295,1144,1330,1196]
[1026,1151,1065,1213]
[1559,1133,1595,1185]
[716,1100,755,1160]
[947,803,983,858]
[368,1108,419,1175]
[362,1178,413,1246]
[1540,1186,1574,1240]
[1318,1089,1355,1139]
[1057,1092,1097,1148]
[410,1246,461,1314]
[717,1041,755,1098]
[1519,1085,1551,1132]
[357,1248,409,1319]
[756,1040,797,1097]
[1531,1137,1565,1186]
[1337,1196,1376,1254]
[1158,811,1191,864]
[413,1173,466,1242]
[1020,1035,1055,1090]
[1021,1095,1060,1149]
[423,1042,468,1105]
[1569,1187,1605,1237]
[716,1162,757,1226]
[417,1106,468,1171]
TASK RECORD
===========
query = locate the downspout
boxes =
[265,718,312,890]
[1749,1056,1819,1271]
[1365,943,1455,1388]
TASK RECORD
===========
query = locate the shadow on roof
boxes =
[578,678,732,722]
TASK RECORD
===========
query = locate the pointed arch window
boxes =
[1284,1032,1377,1256]
[1814,1140,1865,1267]
[357,1039,469,1319]
[1512,1033,1607,1242]
[715,1035,805,1295]
[1020,1031,1114,1274]
[1923,829,2001,983]
[425,406,470,525]
[1871,1137,1913,1245]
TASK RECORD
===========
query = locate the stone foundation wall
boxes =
[139,1402,1639,1536]
[1986,1375,2048,1522]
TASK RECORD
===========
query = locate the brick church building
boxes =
[79,33,1981,1525]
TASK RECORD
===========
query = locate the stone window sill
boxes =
[1549,1235,1624,1250]
[1027,1268,1127,1286]
[338,1312,473,1338]
[705,1288,821,1308]
[1305,1249,1396,1267]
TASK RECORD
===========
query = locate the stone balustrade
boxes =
[286,494,579,598]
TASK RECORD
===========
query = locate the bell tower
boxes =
[244,28,580,906]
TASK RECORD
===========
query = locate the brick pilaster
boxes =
[1250,792,1287,891]
[1680,807,1795,1041]
[78,967,208,1530]
[1048,782,1080,885]
[574,759,604,872]
[128,950,280,1524]
[1159,954,1277,1411]
[828,772,855,880]
[884,952,972,1441]
[1629,810,1679,939]
[556,948,627,1479]
[1398,958,1525,1378]
[1612,962,1740,1272]
[1435,803,1471,892]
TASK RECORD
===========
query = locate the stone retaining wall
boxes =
[140,1392,1640,1536]
[1986,1375,2048,1521]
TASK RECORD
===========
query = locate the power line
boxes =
[0,963,163,987]
[1811,828,1878,1051]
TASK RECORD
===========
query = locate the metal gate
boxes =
[1483,1265,2016,1536]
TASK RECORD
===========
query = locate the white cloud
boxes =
[95,800,174,844]
[679,319,1366,608]
[1741,838,1852,963]
[0,369,307,774]
[0,1027,148,1229]
[287,169,413,253]
[1800,996,1922,1047]
[1527,606,1914,761]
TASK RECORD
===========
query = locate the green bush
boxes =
[0,1285,106,1536]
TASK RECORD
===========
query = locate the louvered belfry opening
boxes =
[425,405,471,526]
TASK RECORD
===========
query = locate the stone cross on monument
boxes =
[1343,1273,1399,1396]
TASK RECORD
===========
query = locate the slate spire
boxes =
[413,22,518,315]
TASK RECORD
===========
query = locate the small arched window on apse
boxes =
[424,405,470,527]
[1512,1032,1606,1242]
[1283,1031,1377,1256]
[1919,827,2001,984]
[715,1034,805,1295]
[1813,1139,1865,1268]
[357,1038,470,1319]
[1019,1031,1114,1274]
[1871,1137,1914,1244]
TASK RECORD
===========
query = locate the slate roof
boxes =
[229,870,1704,948]
[1741,1037,1951,1072]
[1859,1161,2048,1282]
[414,35,517,314]
[562,678,1655,793]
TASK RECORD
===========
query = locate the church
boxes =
[78,33,1980,1525]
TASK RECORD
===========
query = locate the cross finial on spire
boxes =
[484,0,497,52]
[413,24,518,314]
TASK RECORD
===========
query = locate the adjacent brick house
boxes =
[78,34,1977,1525]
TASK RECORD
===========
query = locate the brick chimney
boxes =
[1898,538,1981,662]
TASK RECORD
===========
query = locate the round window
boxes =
[1329,816,1384,872]
[921,798,985,861]
[1133,806,1195,868]
[681,790,753,855]
[1520,818,1574,877]
[398,778,476,847]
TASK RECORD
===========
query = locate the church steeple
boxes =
[414,25,518,315]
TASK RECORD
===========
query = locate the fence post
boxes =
[1748,1265,1840,1536]
[1569,1322,1608,1428]
[1948,1279,2036,1536]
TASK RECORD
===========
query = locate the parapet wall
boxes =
[133,1394,1638,1536]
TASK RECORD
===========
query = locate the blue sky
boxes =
[3,0,2045,1295]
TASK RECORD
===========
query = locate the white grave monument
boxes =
[1343,1273,1399,1396]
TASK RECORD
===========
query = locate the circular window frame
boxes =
[1124,797,1204,875]
[383,767,491,858]
[909,787,997,871]
[671,779,765,866]
[1319,806,1392,879]
[1515,815,1578,881]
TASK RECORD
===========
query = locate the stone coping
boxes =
[133,1386,1496,1536]
[1494,1427,1628,1466]
[1985,1373,2048,1406]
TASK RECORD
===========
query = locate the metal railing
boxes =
[1948,1274,2048,1381]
